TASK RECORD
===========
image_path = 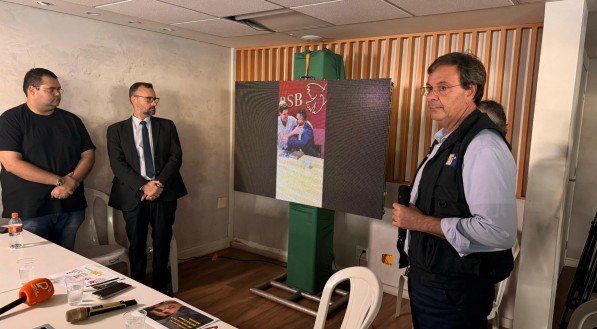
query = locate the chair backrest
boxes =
[489,240,521,320]
[568,298,597,329]
[313,267,383,329]
[76,188,115,249]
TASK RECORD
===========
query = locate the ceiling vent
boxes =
[224,8,294,32]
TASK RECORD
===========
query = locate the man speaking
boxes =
[392,53,517,329]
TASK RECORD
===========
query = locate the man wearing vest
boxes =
[392,52,517,329]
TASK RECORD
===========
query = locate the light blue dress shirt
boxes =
[408,128,517,257]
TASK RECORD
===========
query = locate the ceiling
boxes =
[1,0,596,50]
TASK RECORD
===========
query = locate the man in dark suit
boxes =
[107,82,187,293]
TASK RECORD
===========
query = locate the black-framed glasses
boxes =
[420,84,464,97]
[36,87,64,94]
[133,95,160,104]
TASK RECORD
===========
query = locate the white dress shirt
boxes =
[408,129,517,257]
[278,115,298,150]
[132,115,155,180]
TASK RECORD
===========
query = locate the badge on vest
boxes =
[445,153,458,167]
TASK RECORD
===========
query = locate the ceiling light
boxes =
[162,28,174,32]
[95,0,131,8]
[171,18,219,25]
[301,35,323,42]
[128,21,141,24]
[291,0,342,9]
[35,1,53,6]
[85,12,100,16]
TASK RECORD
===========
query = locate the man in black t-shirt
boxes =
[0,68,95,250]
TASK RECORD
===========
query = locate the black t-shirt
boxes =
[0,104,96,218]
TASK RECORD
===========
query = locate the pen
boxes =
[89,277,120,287]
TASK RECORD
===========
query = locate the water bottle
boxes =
[8,212,23,249]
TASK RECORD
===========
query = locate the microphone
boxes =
[0,278,55,315]
[66,299,138,323]
[396,185,411,269]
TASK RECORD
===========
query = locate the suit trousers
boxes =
[123,199,177,293]
[408,278,495,329]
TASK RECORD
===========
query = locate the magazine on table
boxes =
[48,264,118,287]
[143,298,218,329]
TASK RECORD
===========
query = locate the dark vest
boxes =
[408,109,514,290]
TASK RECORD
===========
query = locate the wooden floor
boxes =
[174,248,412,329]
[173,248,580,329]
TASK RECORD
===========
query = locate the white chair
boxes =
[75,188,130,276]
[568,299,597,329]
[488,241,521,329]
[313,266,383,329]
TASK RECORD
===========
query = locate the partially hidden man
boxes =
[0,68,95,250]
[107,82,187,294]
[392,52,517,329]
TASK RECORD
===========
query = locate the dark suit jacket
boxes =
[107,116,187,211]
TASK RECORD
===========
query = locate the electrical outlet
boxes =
[355,245,368,262]
[217,197,228,209]
[381,253,393,265]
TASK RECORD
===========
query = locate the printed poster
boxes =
[276,81,327,207]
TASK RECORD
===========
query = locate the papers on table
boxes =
[49,264,118,287]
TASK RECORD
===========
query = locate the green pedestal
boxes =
[286,49,344,294]
[293,49,346,80]
[286,203,335,294]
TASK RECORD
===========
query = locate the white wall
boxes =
[514,1,587,328]
[0,2,233,257]
[232,192,372,267]
[566,57,597,262]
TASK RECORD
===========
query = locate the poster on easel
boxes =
[276,80,327,207]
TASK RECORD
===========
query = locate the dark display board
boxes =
[235,79,391,219]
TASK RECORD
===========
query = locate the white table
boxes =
[0,231,82,294]
[0,231,236,329]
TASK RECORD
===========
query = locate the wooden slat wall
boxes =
[236,23,542,198]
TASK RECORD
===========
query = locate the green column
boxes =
[285,49,344,294]
[286,203,334,294]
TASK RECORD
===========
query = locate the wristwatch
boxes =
[56,177,65,187]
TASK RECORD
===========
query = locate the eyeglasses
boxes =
[420,84,464,97]
[37,87,64,94]
[133,95,160,104]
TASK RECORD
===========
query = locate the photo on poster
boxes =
[144,299,217,329]
[276,81,327,207]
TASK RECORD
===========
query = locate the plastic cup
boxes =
[65,276,84,306]
[17,258,35,285]
[124,309,147,329]
[303,156,311,169]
